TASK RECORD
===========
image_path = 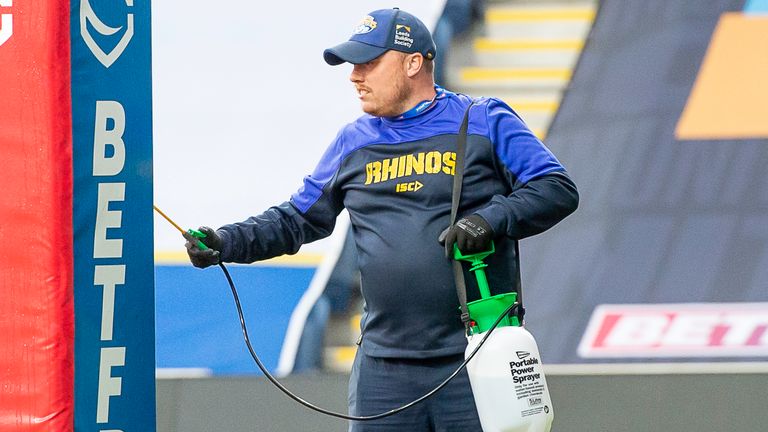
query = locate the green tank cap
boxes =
[467,292,519,333]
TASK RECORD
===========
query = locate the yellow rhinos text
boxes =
[365,151,456,192]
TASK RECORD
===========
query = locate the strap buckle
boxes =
[460,312,473,336]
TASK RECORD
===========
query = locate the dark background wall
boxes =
[519,0,768,363]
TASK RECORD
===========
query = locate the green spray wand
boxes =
[153,205,209,250]
[453,242,520,333]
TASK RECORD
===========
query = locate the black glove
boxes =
[183,226,223,268]
[438,214,494,258]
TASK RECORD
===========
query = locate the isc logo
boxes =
[396,181,423,192]
[0,0,11,47]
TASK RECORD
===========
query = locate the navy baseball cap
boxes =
[324,8,437,65]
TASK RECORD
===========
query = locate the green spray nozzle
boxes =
[453,242,495,299]
[153,205,210,251]
[186,229,209,251]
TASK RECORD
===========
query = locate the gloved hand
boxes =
[183,226,223,268]
[438,214,494,258]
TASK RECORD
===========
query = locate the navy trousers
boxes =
[348,351,483,431]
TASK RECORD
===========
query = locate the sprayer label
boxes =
[509,355,546,416]
[509,357,541,384]
[521,405,549,418]
[515,381,545,396]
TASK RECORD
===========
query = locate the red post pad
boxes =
[0,1,74,430]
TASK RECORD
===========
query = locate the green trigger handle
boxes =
[187,229,209,251]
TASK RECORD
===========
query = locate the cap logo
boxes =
[353,15,377,34]
[394,24,413,49]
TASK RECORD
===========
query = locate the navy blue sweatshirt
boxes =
[217,90,578,358]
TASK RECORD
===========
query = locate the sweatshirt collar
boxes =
[381,86,451,127]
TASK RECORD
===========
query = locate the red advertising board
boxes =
[579,303,768,358]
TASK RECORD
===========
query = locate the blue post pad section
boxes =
[156,265,316,375]
[71,0,155,430]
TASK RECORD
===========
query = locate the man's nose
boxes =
[349,65,363,83]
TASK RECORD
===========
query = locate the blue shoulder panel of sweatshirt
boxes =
[291,92,564,214]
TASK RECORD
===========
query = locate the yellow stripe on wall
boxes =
[487,8,596,23]
[461,67,572,81]
[329,346,357,364]
[475,38,584,51]
[505,100,559,113]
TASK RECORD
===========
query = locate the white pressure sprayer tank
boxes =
[455,246,554,432]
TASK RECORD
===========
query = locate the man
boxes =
[185,8,578,432]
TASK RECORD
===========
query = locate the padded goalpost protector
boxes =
[0,1,75,431]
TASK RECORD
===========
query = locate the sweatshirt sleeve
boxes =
[473,98,579,240]
[216,131,347,263]
[216,200,337,263]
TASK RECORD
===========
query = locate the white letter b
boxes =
[93,101,126,176]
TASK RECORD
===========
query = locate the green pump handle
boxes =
[452,242,495,299]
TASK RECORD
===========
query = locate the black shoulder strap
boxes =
[514,240,524,323]
[451,103,473,334]
[451,102,525,332]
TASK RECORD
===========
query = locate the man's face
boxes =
[350,50,411,117]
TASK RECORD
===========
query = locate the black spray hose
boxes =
[218,262,518,422]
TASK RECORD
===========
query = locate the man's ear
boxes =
[404,53,424,78]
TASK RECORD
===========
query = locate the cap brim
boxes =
[323,41,388,66]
